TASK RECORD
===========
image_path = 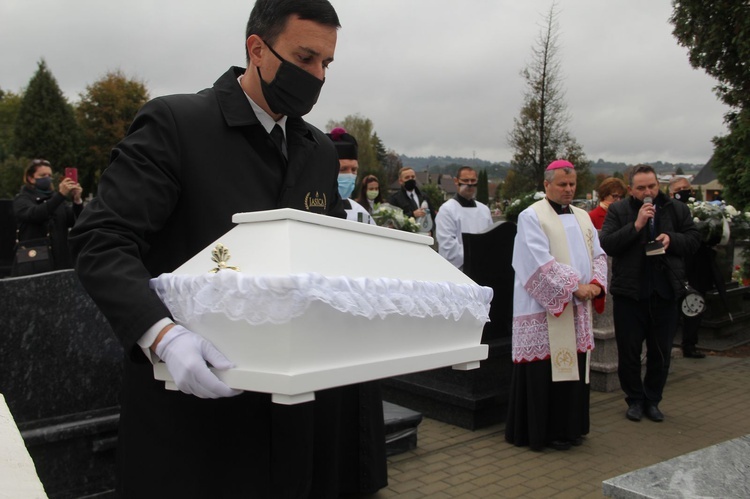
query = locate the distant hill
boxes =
[399,155,511,178]
[587,159,704,176]
[400,155,704,179]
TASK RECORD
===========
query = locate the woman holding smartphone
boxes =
[12,159,84,275]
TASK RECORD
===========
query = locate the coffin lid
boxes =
[150,209,493,325]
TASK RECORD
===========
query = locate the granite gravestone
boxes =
[0,199,16,277]
[602,434,750,498]
[0,270,122,498]
[382,221,516,429]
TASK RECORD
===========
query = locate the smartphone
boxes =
[64,167,78,183]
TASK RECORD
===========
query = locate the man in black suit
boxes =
[388,166,433,221]
[69,1,388,497]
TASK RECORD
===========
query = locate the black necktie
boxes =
[409,192,418,210]
[270,124,287,161]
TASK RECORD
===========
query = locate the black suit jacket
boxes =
[71,66,344,354]
[387,186,432,219]
[68,67,383,498]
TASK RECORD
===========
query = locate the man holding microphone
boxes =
[600,164,699,423]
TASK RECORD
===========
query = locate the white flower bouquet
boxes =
[687,200,750,246]
[504,191,545,223]
[371,203,420,233]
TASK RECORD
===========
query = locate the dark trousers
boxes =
[681,314,701,350]
[613,295,678,406]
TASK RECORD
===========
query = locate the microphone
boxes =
[642,196,664,255]
[644,196,655,236]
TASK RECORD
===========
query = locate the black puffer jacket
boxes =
[600,191,700,300]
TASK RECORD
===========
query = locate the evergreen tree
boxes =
[0,89,23,162]
[372,132,387,165]
[0,156,27,199]
[382,150,403,188]
[76,70,149,193]
[671,1,749,111]
[671,1,750,208]
[711,108,750,209]
[507,3,591,192]
[14,59,80,168]
[476,169,489,204]
[420,183,445,213]
[0,90,26,198]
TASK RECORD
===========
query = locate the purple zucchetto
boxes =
[546,159,575,171]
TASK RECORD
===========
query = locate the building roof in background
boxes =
[439,175,457,195]
[692,157,719,186]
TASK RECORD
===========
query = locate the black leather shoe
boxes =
[645,404,665,422]
[549,440,572,451]
[571,436,584,446]
[683,349,706,359]
[626,402,643,422]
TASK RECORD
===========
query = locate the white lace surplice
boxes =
[511,208,607,363]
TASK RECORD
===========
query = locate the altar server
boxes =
[435,166,494,269]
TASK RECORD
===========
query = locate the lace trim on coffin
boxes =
[150,271,494,326]
[512,306,595,363]
[524,259,579,315]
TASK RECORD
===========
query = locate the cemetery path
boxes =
[376,355,750,498]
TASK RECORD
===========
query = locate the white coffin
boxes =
[150,208,492,404]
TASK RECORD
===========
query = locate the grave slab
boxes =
[0,393,47,498]
[602,434,750,498]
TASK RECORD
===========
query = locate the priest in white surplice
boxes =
[505,160,607,452]
[436,166,494,269]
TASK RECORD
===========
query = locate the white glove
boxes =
[154,325,242,399]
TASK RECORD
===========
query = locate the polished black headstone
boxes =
[0,199,16,277]
[382,221,516,429]
[0,270,122,498]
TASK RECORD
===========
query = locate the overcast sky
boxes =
[1,0,728,165]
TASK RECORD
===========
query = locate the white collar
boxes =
[237,74,287,137]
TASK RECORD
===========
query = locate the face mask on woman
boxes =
[366,189,379,200]
[34,176,53,192]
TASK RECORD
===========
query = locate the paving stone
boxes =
[379,357,750,497]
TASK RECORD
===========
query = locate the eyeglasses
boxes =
[458,180,478,186]
[30,159,51,166]
[611,194,622,200]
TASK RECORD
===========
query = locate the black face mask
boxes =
[34,177,53,192]
[404,179,417,191]
[257,40,324,118]
[673,189,692,203]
